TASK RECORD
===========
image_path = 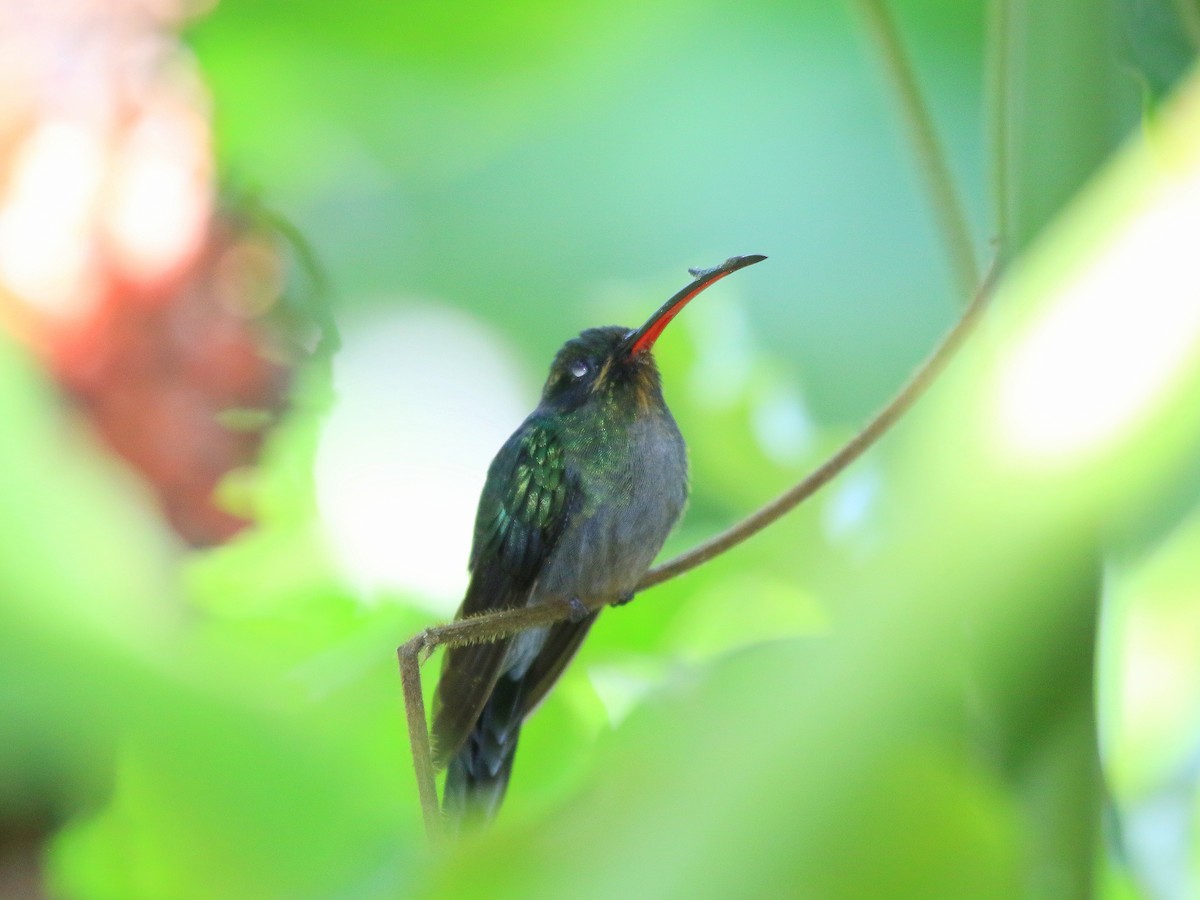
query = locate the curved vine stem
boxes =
[1173,0,1200,51]
[640,259,998,591]
[400,262,1000,841]
[852,0,980,300]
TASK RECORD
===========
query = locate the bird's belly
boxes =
[535,513,669,603]
[506,500,678,678]
[536,425,687,604]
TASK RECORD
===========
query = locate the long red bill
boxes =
[621,254,766,357]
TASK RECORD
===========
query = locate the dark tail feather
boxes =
[442,673,526,827]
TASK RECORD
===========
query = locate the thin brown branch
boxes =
[987,0,1013,262]
[639,259,999,590]
[398,639,442,843]
[1173,0,1200,51]
[852,0,980,300]
[398,600,579,841]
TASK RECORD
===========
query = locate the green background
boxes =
[4,0,1200,897]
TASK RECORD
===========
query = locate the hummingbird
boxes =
[432,254,766,824]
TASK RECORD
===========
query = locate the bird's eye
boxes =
[569,360,589,379]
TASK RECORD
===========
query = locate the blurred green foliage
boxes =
[3,0,1200,897]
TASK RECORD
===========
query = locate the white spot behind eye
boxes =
[570,360,589,379]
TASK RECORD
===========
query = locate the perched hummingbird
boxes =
[432,254,766,824]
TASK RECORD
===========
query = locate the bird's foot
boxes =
[567,596,591,623]
[612,591,635,608]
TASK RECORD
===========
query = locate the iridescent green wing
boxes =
[464,416,574,606]
[432,415,576,766]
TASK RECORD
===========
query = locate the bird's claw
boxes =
[612,591,635,607]
[567,597,590,623]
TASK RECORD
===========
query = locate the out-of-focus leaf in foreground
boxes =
[0,341,416,896]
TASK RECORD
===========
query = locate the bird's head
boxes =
[539,254,766,415]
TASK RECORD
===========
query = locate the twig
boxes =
[640,259,997,589]
[1173,0,1200,51]
[986,0,1013,264]
[398,639,441,843]
[852,0,980,300]
[399,600,579,842]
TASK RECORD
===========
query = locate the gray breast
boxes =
[535,411,687,605]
